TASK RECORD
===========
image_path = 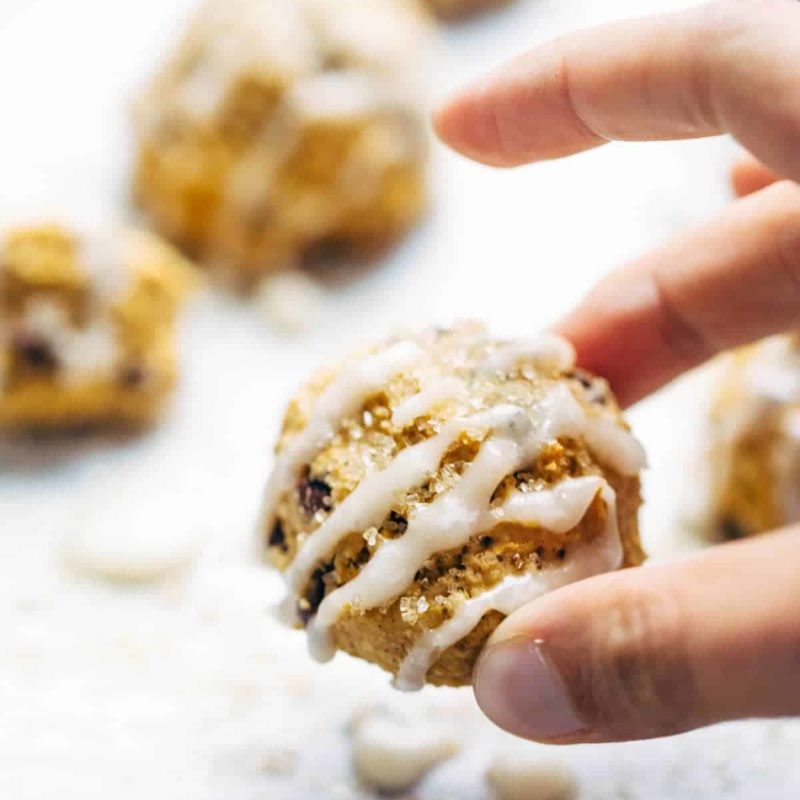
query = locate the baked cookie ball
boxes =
[133,0,430,284]
[425,0,516,21]
[262,325,645,689]
[0,224,194,430]
[708,335,800,540]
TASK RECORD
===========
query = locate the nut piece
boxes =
[352,711,459,794]
[487,755,578,800]
[64,467,203,585]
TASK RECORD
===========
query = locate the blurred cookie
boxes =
[262,325,645,688]
[708,335,800,539]
[133,0,430,284]
[0,224,193,430]
[425,0,516,21]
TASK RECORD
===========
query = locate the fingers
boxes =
[435,0,800,176]
[474,527,800,744]
[554,180,800,407]
[732,153,782,197]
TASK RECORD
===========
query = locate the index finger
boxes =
[434,0,800,177]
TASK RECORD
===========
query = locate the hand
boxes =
[435,0,800,744]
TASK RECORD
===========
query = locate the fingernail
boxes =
[474,636,586,741]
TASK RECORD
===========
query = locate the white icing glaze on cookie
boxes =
[394,482,620,691]
[19,298,118,386]
[79,228,132,303]
[264,332,643,683]
[289,71,384,121]
[283,406,515,615]
[582,414,646,476]
[480,334,576,376]
[392,376,465,428]
[305,388,621,662]
[263,340,424,533]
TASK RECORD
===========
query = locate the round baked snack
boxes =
[0,224,194,430]
[425,0,516,21]
[708,334,800,540]
[133,0,430,284]
[262,325,645,689]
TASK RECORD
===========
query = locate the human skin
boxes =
[435,0,800,744]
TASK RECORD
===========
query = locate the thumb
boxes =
[474,528,800,744]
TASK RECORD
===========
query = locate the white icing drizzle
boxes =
[20,299,119,385]
[284,406,509,613]
[308,429,522,661]
[391,376,465,428]
[289,71,384,120]
[481,334,576,376]
[266,332,644,679]
[178,0,318,120]
[307,393,592,661]
[79,229,133,303]
[394,482,620,691]
[262,340,424,531]
[490,475,609,530]
[583,415,647,477]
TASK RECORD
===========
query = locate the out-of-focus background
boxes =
[2,1,799,798]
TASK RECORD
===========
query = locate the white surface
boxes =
[2,1,799,799]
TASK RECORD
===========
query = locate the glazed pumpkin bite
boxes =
[0,224,194,431]
[708,335,800,540]
[133,0,430,284]
[262,325,645,689]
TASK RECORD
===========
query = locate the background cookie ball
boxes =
[708,335,800,540]
[425,0,517,21]
[262,326,645,688]
[0,224,194,430]
[133,0,431,284]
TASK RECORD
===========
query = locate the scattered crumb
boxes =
[254,270,324,333]
[487,755,578,800]
[261,747,298,776]
[352,711,460,794]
